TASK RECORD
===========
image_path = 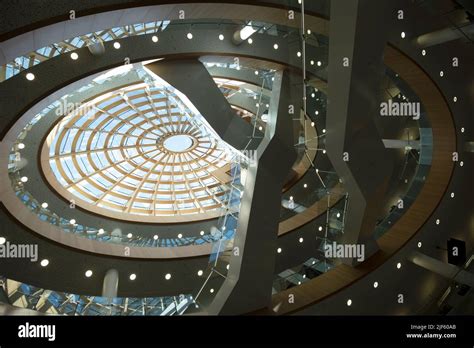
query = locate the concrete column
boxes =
[325,0,396,264]
[102,269,119,299]
[206,70,299,314]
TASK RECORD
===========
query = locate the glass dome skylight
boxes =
[42,81,235,222]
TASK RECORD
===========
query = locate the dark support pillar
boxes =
[207,70,298,314]
[144,59,261,151]
[326,0,395,264]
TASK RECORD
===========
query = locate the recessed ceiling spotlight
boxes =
[318,226,323,231]
[98,228,105,235]
[127,233,133,238]
[299,237,304,243]
[307,29,311,35]
[461,127,465,133]
[460,161,464,167]
[317,61,322,66]
[273,43,279,50]
[401,32,406,39]
[450,192,455,198]
[346,299,352,306]
[26,73,35,81]
[297,51,301,57]
[310,60,315,65]
[373,281,379,288]
[417,241,422,248]
[453,96,457,102]
[41,202,48,209]
[197,270,203,276]
[311,93,315,98]
[165,273,171,280]
[113,42,121,49]
[210,288,215,293]
[336,212,341,218]
[303,184,308,188]
[322,129,326,133]
[200,230,205,236]
[259,126,263,131]
[226,264,230,270]
[218,34,224,41]
[69,219,76,225]
[85,270,93,278]
[315,110,319,115]
[129,273,137,281]
[187,32,193,40]
[254,70,259,75]
[396,262,402,269]
[18,143,25,149]
[40,259,49,267]
[322,149,326,154]
[277,247,282,253]
[421,49,426,56]
[311,122,315,127]
[439,71,444,77]
[178,233,183,239]
[152,35,159,43]
[435,219,440,225]
[247,38,253,44]
[70,52,79,60]
[20,176,28,183]
[153,235,159,240]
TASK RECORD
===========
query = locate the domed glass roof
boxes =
[43,82,234,221]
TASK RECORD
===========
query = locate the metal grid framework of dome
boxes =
[42,82,234,222]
